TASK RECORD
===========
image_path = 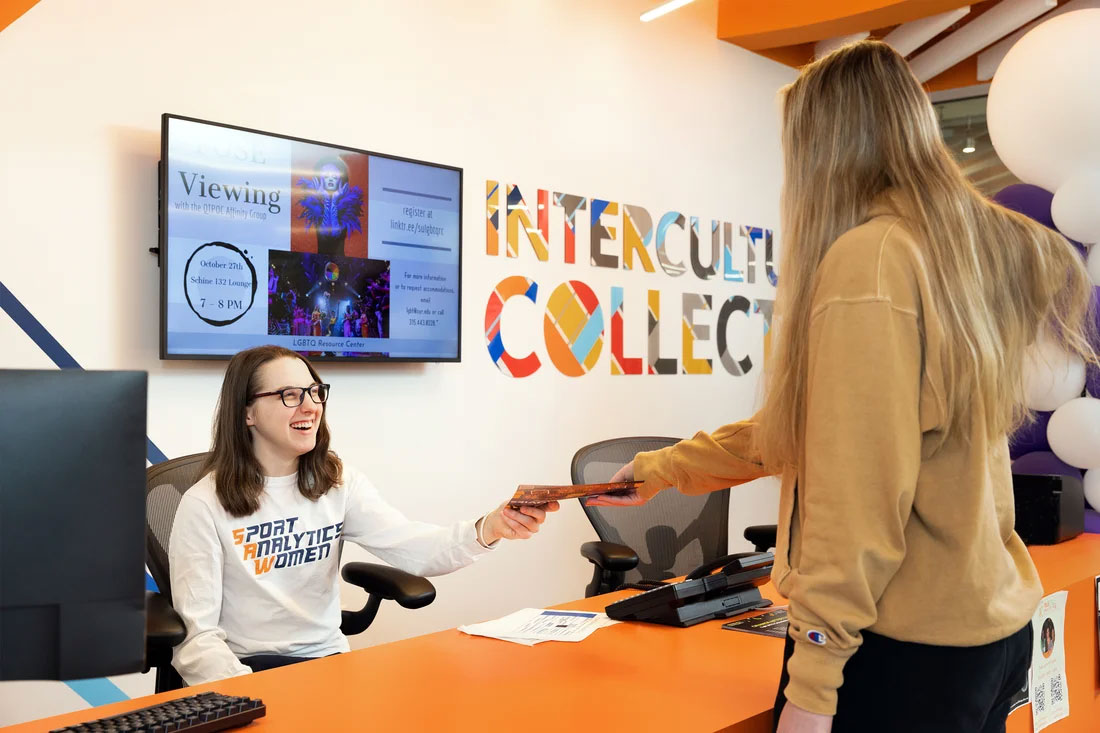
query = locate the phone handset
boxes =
[684,551,774,580]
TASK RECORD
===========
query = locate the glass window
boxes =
[932,95,1019,196]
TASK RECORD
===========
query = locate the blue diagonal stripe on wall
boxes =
[1,281,168,465]
[0,279,172,705]
[0,280,81,368]
[63,678,132,708]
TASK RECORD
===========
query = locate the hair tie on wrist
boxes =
[477,512,492,547]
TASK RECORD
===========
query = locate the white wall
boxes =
[0,0,793,722]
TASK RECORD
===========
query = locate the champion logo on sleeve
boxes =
[807,630,828,645]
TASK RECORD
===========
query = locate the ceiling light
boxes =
[640,0,696,23]
[963,137,977,154]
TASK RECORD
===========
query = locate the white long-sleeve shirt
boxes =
[168,466,493,685]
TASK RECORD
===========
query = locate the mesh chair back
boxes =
[146,452,210,601]
[573,437,729,585]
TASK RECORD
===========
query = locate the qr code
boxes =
[1051,673,1064,704]
[1034,682,1046,714]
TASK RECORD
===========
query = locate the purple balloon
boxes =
[1009,411,1052,459]
[992,183,1087,256]
[1011,450,1083,478]
[993,184,1057,228]
[1085,509,1100,535]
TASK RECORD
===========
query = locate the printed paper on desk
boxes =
[458,608,619,645]
[1031,590,1070,732]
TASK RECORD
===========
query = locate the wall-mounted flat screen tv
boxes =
[159,114,461,361]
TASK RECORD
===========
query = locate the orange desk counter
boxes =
[1006,534,1100,733]
[10,535,1100,733]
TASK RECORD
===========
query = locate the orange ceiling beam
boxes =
[0,0,989,95]
[755,43,816,69]
[718,0,973,50]
[0,0,39,33]
[923,55,979,91]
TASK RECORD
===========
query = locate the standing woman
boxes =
[593,41,1096,733]
[342,306,353,338]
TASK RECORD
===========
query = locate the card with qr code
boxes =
[1030,590,1069,731]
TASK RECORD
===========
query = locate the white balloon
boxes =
[1085,470,1100,512]
[1089,245,1100,287]
[1048,397,1100,469]
[1022,334,1087,411]
[987,10,1100,193]
[1052,173,1100,245]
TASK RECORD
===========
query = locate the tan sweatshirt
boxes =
[633,204,1042,716]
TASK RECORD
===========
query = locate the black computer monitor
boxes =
[0,369,148,681]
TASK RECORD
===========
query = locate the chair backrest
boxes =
[146,452,211,601]
[573,437,730,586]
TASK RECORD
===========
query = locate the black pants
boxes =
[772,624,1031,733]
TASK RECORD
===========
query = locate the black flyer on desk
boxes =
[722,607,789,638]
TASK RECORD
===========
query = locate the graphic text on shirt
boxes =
[231,517,344,575]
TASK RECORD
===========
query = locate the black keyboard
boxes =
[50,691,266,733]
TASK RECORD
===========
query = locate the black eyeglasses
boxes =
[250,383,330,408]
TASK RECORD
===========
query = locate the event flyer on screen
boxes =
[164,117,459,358]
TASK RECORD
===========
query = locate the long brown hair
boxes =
[757,40,1097,469]
[202,345,343,517]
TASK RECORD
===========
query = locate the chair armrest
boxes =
[744,524,778,552]
[580,541,639,572]
[341,562,436,609]
[146,591,187,649]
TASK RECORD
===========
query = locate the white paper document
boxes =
[458,608,620,645]
[1031,590,1070,732]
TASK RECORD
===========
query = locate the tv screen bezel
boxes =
[158,113,463,363]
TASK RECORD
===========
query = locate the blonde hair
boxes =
[757,40,1097,469]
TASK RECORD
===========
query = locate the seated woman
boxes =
[169,345,557,684]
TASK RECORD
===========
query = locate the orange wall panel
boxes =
[718,0,972,50]
[0,0,39,33]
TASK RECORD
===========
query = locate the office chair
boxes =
[144,452,437,692]
[574,437,780,597]
[572,437,731,597]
